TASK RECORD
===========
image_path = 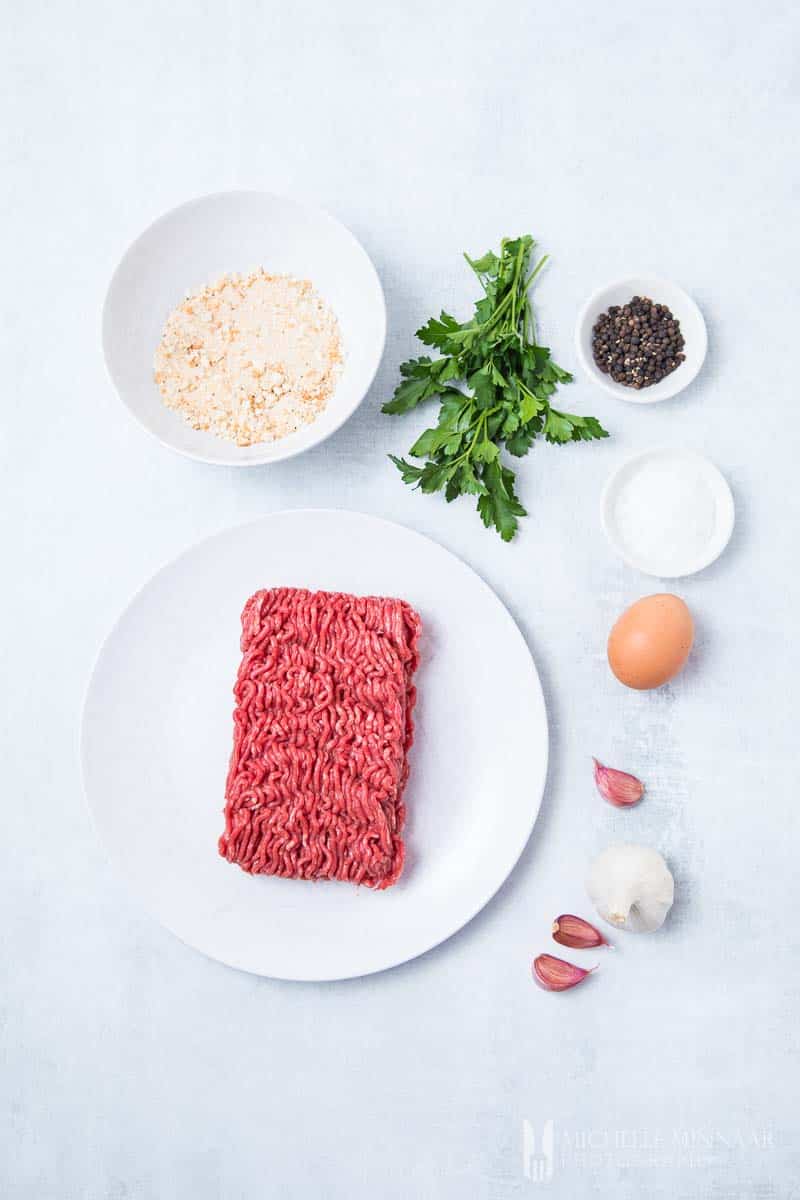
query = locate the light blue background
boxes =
[3,2,798,1195]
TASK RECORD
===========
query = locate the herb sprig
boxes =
[382,235,609,541]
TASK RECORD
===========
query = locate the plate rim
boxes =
[80,508,549,981]
[100,189,387,468]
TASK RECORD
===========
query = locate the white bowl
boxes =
[102,191,386,466]
[575,276,707,403]
[601,448,735,577]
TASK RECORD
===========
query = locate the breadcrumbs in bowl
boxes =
[154,269,343,446]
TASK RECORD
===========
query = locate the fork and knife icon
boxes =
[523,1119,555,1184]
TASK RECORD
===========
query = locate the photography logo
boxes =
[523,1119,555,1184]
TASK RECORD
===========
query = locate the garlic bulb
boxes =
[586,843,674,933]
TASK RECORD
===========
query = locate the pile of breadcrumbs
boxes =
[154,269,343,446]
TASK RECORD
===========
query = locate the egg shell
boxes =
[607,594,694,690]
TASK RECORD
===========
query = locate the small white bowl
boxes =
[601,448,735,578]
[102,191,386,466]
[575,276,707,403]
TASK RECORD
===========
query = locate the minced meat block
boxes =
[219,587,421,888]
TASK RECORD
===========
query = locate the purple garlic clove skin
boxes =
[532,954,597,992]
[593,758,644,807]
[552,914,611,950]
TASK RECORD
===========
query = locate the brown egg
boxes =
[608,594,694,690]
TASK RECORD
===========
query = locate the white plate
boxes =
[81,510,548,980]
[102,191,386,466]
[575,276,707,403]
[601,448,735,577]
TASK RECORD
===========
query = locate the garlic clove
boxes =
[552,914,612,949]
[586,843,675,934]
[532,953,597,992]
[593,758,644,807]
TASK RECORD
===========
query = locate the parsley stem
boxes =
[518,380,545,409]
[524,255,549,289]
[479,284,517,337]
[462,253,490,293]
[448,405,501,469]
[521,255,548,342]
[510,241,525,333]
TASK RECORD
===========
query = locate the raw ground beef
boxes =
[219,587,421,888]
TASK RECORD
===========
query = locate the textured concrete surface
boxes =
[2,1,798,1195]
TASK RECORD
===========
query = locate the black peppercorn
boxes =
[591,295,686,388]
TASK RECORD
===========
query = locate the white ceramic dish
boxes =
[102,192,386,466]
[575,276,707,403]
[601,448,735,577]
[81,510,548,981]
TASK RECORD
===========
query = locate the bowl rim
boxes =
[101,189,387,467]
[600,446,736,578]
[574,275,707,404]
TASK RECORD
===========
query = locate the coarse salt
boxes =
[605,452,732,577]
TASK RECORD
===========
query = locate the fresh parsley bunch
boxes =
[382,235,609,541]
